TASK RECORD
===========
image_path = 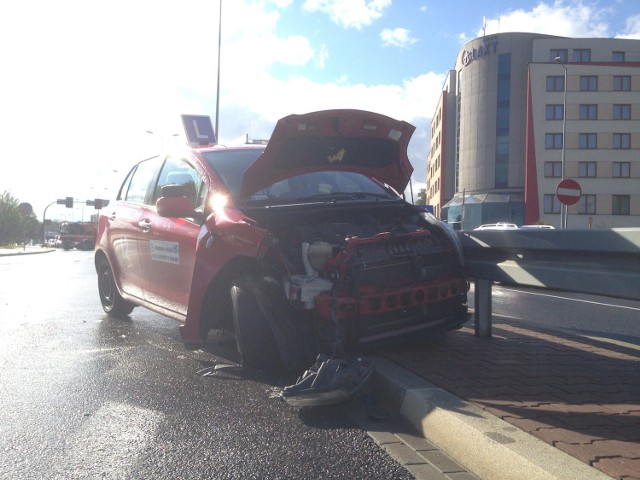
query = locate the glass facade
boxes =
[495,54,511,188]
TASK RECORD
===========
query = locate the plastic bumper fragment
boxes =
[281,355,374,407]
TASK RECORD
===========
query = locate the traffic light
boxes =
[65,197,73,208]
[94,199,109,209]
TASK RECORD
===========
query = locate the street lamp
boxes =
[555,56,568,229]
[215,0,222,140]
[146,131,179,152]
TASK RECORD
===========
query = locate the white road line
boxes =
[500,287,640,312]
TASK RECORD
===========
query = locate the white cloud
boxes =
[0,0,440,216]
[616,14,640,39]
[481,1,610,37]
[381,27,418,49]
[316,44,330,68]
[303,0,392,29]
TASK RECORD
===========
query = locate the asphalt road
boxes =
[0,250,414,480]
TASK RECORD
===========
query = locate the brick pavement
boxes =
[381,323,640,480]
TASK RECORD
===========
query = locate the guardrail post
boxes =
[474,279,492,338]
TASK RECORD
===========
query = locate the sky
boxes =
[2,0,639,221]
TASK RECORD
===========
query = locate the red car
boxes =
[95,109,468,372]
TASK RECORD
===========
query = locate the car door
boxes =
[106,157,161,300]
[138,157,205,316]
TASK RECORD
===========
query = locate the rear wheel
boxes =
[97,258,135,317]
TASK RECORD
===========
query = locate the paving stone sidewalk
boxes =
[381,322,640,480]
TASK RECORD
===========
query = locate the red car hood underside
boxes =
[240,109,415,198]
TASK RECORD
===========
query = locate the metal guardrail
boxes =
[457,228,640,337]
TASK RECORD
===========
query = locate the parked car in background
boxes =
[95,109,469,372]
[520,224,555,229]
[473,222,518,230]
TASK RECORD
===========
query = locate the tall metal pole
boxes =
[42,201,56,245]
[215,0,222,143]
[555,57,568,229]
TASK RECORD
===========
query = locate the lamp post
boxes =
[555,56,568,229]
[42,201,56,245]
[215,0,222,141]
[146,131,179,152]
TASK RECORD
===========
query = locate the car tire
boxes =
[230,276,285,372]
[97,258,135,317]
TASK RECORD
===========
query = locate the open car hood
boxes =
[240,109,415,198]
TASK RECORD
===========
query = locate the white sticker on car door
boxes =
[150,240,180,264]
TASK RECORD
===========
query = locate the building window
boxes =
[579,133,597,149]
[612,51,625,62]
[573,49,591,62]
[612,195,630,215]
[613,104,631,120]
[545,133,563,149]
[579,161,597,177]
[612,162,631,177]
[550,49,568,63]
[544,194,560,213]
[579,104,597,120]
[544,161,562,177]
[613,133,631,150]
[613,76,631,91]
[546,75,565,92]
[578,195,596,215]
[544,194,561,214]
[546,104,564,120]
[580,76,598,91]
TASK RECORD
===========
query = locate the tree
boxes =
[0,191,22,244]
[416,188,427,205]
[0,191,41,245]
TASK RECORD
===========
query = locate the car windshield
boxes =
[202,148,265,201]
[248,171,396,202]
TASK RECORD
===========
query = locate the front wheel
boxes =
[97,258,135,317]
[230,276,282,371]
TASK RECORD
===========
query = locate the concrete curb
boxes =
[0,248,55,257]
[372,357,613,480]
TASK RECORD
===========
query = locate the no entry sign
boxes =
[556,178,582,205]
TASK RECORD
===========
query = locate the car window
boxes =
[201,148,264,201]
[154,158,207,212]
[117,166,136,201]
[125,158,160,204]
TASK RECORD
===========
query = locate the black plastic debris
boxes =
[196,363,242,377]
[281,354,374,407]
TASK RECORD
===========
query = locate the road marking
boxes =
[582,335,640,352]
[500,287,640,312]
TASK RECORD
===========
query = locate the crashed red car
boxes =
[95,109,468,371]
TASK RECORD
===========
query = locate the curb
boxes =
[0,248,55,257]
[372,357,613,480]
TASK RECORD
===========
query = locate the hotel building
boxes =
[428,33,640,229]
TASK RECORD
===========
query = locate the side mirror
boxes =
[156,196,194,218]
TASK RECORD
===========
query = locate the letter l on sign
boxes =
[193,120,207,139]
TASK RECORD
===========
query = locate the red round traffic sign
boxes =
[556,179,582,205]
